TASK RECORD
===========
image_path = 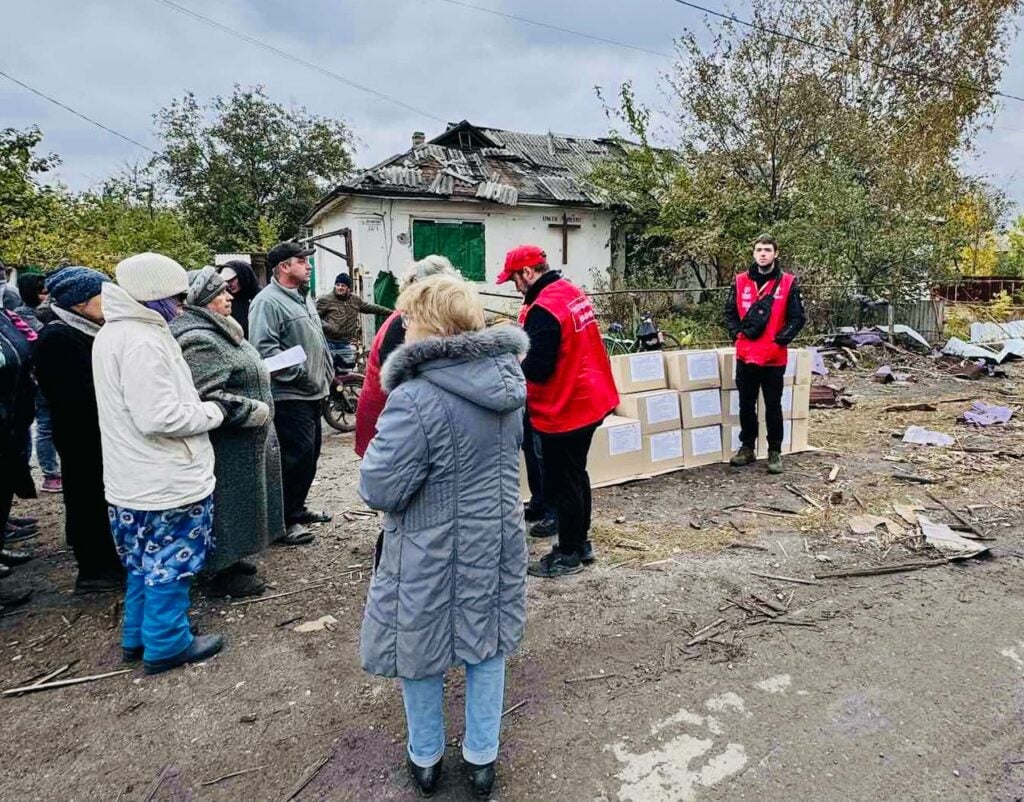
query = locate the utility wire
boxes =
[152,0,447,123]
[0,69,157,153]
[430,0,671,58]
[668,0,1024,104]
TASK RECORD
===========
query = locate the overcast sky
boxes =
[3,0,1024,215]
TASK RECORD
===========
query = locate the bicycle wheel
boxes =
[602,336,632,357]
[323,375,363,433]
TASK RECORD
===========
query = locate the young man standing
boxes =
[724,235,806,474]
[315,273,392,367]
[498,245,619,578]
[249,242,335,545]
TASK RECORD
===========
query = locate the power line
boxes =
[430,0,671,58]
[0,69,157,153]
[668,0,1024,104]
[152,0,447,123]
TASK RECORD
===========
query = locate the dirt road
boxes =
[1,361,1022,801]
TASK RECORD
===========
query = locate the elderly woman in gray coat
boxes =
[359,275,528,799]
[171,267,286,597]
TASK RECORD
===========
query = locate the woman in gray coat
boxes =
[359,275,528,799]
[171,267,286,597]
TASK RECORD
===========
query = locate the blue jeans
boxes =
[33,392,60,478]
[327,340,355,370]
[122,572,193,661]
[401,654,506,767]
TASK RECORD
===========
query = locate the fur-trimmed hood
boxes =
[381,325,529,414]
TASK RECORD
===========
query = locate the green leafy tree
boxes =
[153,85,354,252]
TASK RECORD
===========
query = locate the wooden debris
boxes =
[143,764,174,802]
[230,582,327,606]
[609,557,640,570]
[925,492,993,540]
[200,765,267,787]
[2,668,133,697]
[784,484,824,510]
[686,619,728,647]
[814,559,948,580]
[726,541,769,551]
[882,402,938,413]
[748,618,819,629]
[501,700,528,718]
[750,593,787,613]
[282,754,331,802]
[893,472,939,485]
[749,571,820,586]
[828,464,841,482]
[565,673,618,684]
[732,507,801,519]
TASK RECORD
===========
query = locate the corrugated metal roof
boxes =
[322,121,623,210]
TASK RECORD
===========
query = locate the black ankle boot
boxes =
[466,760,495,798]
[407,756,442,797]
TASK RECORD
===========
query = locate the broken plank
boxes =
[784,484,824,510]
[749,571,821,586]
[750,593,787,613]
[732,507,802,519]
[828,465,841,482]
[892,473,939,485]
[814,559,948,580]
[2,668,133,697]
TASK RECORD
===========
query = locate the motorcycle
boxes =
[322,346,365,433]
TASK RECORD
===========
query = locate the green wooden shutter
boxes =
[412,220,485,282]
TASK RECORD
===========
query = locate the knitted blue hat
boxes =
[334,272,352,287]
[45,266,110,309]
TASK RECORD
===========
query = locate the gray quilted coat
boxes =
[359,326,530,679]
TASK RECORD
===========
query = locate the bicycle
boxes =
[602,312,683,356]
[322,342,365,433]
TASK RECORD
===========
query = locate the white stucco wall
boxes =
[308,195,619,313]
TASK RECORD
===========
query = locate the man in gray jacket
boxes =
[249,242,335,545]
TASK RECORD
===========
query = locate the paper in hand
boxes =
[264,345,307,373]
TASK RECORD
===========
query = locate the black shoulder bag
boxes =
[738,277,781,340]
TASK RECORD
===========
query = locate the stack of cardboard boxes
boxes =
[587,347,812,487]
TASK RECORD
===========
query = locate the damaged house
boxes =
[302,120,626,299]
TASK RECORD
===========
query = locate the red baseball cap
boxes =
[496,245,547,284]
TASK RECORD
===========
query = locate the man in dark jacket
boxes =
[316,273,392,366]
[723,235,806,474]
[218,260,260,338]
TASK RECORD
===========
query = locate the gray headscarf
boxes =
[186,265,228,308]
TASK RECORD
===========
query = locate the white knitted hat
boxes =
[115,252,189,302]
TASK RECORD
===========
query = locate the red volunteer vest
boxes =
[734,271,795,367]
[518,278,619,434]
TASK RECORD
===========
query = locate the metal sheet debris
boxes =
[902,426,954,447]
[809,347,828,376]
[872,324,931,350]
[943,337,1024,364]
[962,402,1012,426]
[918,515,989,559]
[970,320,1024,343]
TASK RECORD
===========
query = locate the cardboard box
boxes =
[790,418,809,452]
[784,349,812,386]
[758,386,795,419]
[721,389,741,425]
[609,352,666,394]
[589,415,645,484]
[665,349,721,391]
[645,429,686,472]
[615,390,682,435]
[681,388,723,429]
[791,384,810,419]
[683,424,723,467]
[721,423,767,461]
[757,418,801,454]
[717,347,738,390]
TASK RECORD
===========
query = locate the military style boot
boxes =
[729,445,756,467]
[766,450,783,474]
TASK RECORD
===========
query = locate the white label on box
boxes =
[729,390,740,417]
[628,352,665,383]
[729,426,742,451]
[645,393,680,425]
[781,386,793,413]
[608,422,642,456]
[785,350,798,377]
[690,389,722,419]
[691,426,721,456]
[650,430,683,462]
[687,352,719,382]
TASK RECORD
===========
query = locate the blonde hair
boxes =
[399,254,461,292]
[397,274,485,337]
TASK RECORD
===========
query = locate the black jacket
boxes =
[223,260,260,339]
[519,271,563,384]
[724,262,807,346]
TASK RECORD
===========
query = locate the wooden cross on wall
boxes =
[548,212,582,265]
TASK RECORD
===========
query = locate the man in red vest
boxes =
[498,245,619,578]
[724,235,806,474]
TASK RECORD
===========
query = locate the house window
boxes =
[412,220,485,282]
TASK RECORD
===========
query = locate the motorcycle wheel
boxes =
[323,375,363,433]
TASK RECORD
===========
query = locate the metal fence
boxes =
[481,281,951,347]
